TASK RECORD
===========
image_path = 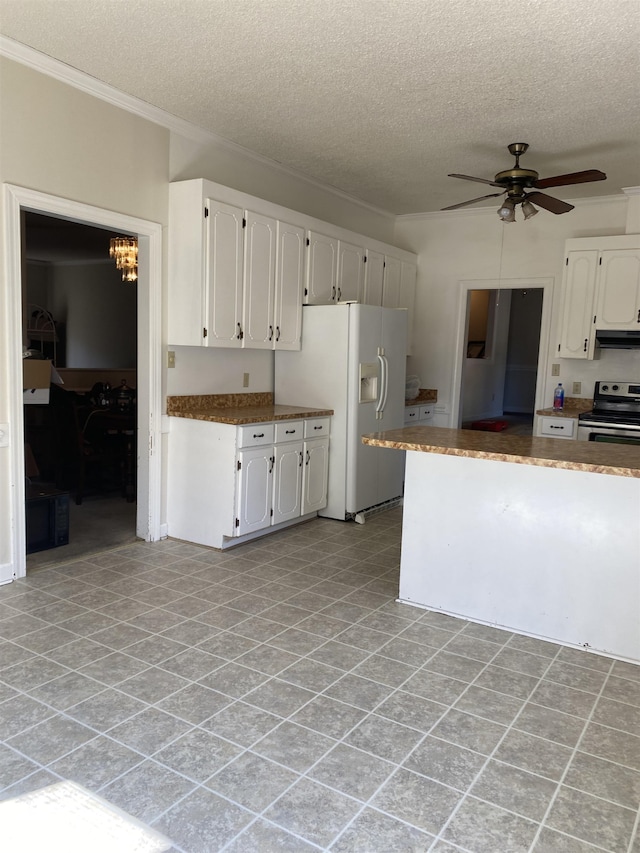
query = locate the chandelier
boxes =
[109,236,138,282]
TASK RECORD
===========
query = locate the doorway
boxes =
[23,212,139,569]
[451,277,553,431]
[3,184,162,582]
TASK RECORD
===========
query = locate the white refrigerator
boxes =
[275,303,407,520]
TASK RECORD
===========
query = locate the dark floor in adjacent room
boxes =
[2,509,639,852]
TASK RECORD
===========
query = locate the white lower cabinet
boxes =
[302,437,329,514]
[404,403,434,426]
[168,416,329,549]
[535,416,577,440]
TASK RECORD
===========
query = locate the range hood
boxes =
[595,329,640,349]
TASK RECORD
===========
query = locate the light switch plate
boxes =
[243,373,250,388]
[572,381,581,394]
[167,350,176,368]
[551,363,560,376]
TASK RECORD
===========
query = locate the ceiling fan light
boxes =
[521,199,539,220]
[497,199,516,222]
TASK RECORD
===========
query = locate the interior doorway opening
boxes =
[451,277,553,434]
[23,212,139,570]
[461,287,543,433]
[3,183,162,582]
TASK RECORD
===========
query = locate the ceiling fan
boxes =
[442,143,606,221]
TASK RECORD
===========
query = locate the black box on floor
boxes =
[25,485,69,553]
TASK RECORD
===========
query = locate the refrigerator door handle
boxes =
[376,353,388,418]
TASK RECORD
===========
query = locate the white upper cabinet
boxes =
[242,212,277,348]
[558,250,599,359]
[336,240,364,302]
[305,231,338,304]
[594,249,640,330]
[206,201,245,347]
[274,220,305,350]
[381,256,416,355]
[382,256,402,309]
[168,178,417,346]
[557,236,640,358]
[363,249,385,306]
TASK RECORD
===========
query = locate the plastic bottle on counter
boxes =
[553,383,565,410]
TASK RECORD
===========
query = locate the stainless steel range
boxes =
[577,381,640,444]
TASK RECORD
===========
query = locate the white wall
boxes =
[395,197,632,421]
[165,346,273,396]
[462,291,511,422]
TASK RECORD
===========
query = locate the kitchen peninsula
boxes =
[363,426,640,664]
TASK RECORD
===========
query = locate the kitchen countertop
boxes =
[362,424,640,478]
[167,393,333,425]
[535,396,591,418]
[405,388,437,406]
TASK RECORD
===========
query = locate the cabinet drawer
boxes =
[304,417,330,438]
[538,416,576,439]
[404,406,420,425]
[237,423,275,448]
[275,420,304,443]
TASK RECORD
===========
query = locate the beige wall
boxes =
[170,135,395,244]
[0,57,170,572]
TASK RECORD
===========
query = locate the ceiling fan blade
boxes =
[526,192,574,215]
[441,193,503,211]
[448,173,503,188]
[534,169,606,189]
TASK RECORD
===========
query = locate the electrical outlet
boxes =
[551,363,560,376]
[572,381,582,395]
[243,372,250,388]
[167,350,175,368]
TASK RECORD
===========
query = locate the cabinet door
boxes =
[404,405,420,426]
[302,438,329,514]
[595,249,640,330]
[242,212,277,348]
[399,261,417,355]
[337,241,364,302]
[382,256,401,308]
[235,446,273,535]
[363,249,384,306]
[274,220,305,350]
[305,231,338,304]
[204,200,244,347]
[558,250,599,359]
[273,441,303,523]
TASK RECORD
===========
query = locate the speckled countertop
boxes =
[362,425,640,478]
[167,393,333,425]
[405,389,437,406]
[536,396,591,418]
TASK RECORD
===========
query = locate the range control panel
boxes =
[595,381,640,400]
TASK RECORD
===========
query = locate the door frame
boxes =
[450,277,553,428]
[3,183,162,580]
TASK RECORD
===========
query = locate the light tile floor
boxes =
[1,508,639,852]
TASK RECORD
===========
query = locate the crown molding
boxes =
[622,186,640,197]
[396,193,628,222]
[0,36,393,220]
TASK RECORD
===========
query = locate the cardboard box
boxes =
[23,359,52,405]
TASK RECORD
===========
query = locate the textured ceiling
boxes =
[1,0,639,215]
